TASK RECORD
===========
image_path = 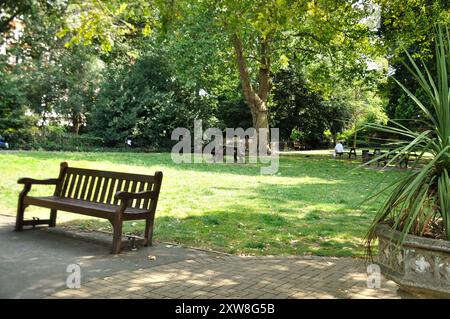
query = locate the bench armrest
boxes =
[17,178,60,185]
[114,190,156,201]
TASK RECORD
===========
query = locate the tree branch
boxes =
[231,33,256,107]
[289,31,336,63]
[258,36,271,104]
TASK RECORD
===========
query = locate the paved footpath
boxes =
[0,215,411,299]
[49,255,410,299]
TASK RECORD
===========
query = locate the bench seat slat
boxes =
[24,196,151,220]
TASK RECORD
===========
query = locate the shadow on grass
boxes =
[64,203,371,258]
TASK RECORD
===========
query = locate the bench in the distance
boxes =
[16,162,163,254]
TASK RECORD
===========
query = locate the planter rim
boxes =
[375,224,450,253]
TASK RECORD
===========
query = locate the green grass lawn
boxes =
[0,151,405,257]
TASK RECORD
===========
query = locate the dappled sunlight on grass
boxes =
[0,151,406,257]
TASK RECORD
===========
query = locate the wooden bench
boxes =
[16,162,163,254]
[346,148,357,159]
[362,149,419,168]
[339,147,357,159]
[391,152,419,169]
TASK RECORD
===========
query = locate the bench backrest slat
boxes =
[128,180,138,207]
[92,176,103,202]
[106,178,116,204]
[80,175,90,200]
[135,181,146,209]
[142,182,153,209]
[74,174,84,199]
[86,176,96,201]
[98,177,109,203]
[65,173,76,198]
[61,172,71,197]
[59,166,159,210]
[113,179,124,205]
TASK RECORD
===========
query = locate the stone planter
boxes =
[375,224,450,298]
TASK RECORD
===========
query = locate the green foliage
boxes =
[0,0,32,33]
[377,0,449,131]
[0,61,29,133]
[376,0,449,59]
[289,128,304,142]
[366,26,450,254]
[270,66,351,146]
[3,124,104,151]
[22,45,104,133]
[30,132,104,151]
[383,48,436,131]
[89,52,218,147]
[60,0,159,52]
[1,2,103,134]
[216,93,252,129]
[384,86,429,128]
[161,1,239,97]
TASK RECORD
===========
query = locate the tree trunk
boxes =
[254,109,269,143]
[231,33,270,135]
[72,112,82,134]
[231,34,273,152]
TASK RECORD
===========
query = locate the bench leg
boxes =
[16,185,31,231]
[15,202,26,232]
[144,215,155,247]
[399,160,408,169]
[111,219,123,254]
[49,209,57,227]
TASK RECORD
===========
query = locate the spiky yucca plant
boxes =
[366,25,450,253]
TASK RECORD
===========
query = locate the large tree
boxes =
[212,0,378,136]
[62,0,381,136]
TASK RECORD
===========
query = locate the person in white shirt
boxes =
[334,142,344,158]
